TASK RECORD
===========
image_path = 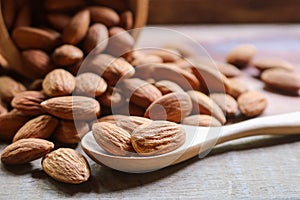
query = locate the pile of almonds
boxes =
[1,1,300,184]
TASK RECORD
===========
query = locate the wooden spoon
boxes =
[81,111,300,173]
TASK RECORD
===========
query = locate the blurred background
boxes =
[147,0,300,24]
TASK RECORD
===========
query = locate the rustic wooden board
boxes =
[0,25,300,199]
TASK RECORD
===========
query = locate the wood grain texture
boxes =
[148,0,300,24]
[1,25,300,199]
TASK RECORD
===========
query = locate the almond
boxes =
[135,63,199,90]
[131,121,186,156]
[42,148,90,184]
[120,10,133,30]
[253,58,295,72]
[155,80,185,95]
[182,115,222,127]
[226,44,257,68]
[148,49,181,63]
[97,87,123,108]
[131,54,163,66]
[261,69,300,95]
[0,110,30,143]
[11,91,47,116]
[97,115,128,123]
[62,9,90,45]
[119,78,162,108]
[52,44,84,66]
[216,62,241,77]
[44,0,86,11]
[115,116,152,134]
[210,93,239,117]
[41,96,100,120]
[12,27,61,51]
[83,54,135,86]
[144,92,192,123]
[187,90,226,124]
[224,78,248,99]
[28,79,44,91]
[12,115,59,142]
[88,6,120,27]
[22,50,54,79]
[1,138,54,165]
[46,13,71,31]
[42,69,75,97]
[237,91,267,117]
[106,27,135,59]
[75,72,107,97]
[83,23,109,54]
[0,76,26,103]
[53,120,90,144]
[92,122,135,156]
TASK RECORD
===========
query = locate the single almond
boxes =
[155,80,185,95]
[54,120,90,144]
[46,13,71,31]
[187,90,226,124]
[42,69,76,97]
[41,96,100,120]
[119,78,163,108]
[83,23,109,54]
[11,91,47,116]
[120,10,133,30]
[42,148,90,184]
[261,69,300,95]
[52,44,84,66]
[131,121,186,156]
[0,76,26,103]
[253,58,295,72]
[0,110,30,143]
[237,91,267,117]
[92,122,135,156]
[224,78,248,99]
[181,115,222,127]
[226,44,257,68]
[210,93,239,117]
[22,50,54,79]
[97,87,124,108]
[44,0,87,11]
[62,9,90,45]
[144,92,192,123]
[12,27,61,51]
[1,138,54,165]
[88,6,120,27]
[75,72,108,97]
[115,116,152,134]
[83,54,135,86]
[13,115,59,142]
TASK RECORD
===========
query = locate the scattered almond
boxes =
[253,58,294,72]
[237,91,267,117]
[226,44,257,68]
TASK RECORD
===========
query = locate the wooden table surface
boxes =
[1,25,300,199]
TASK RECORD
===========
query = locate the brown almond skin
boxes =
[62,9,90,45]
[13,115,59,142]
[224,78,248,99]
[120,10,133,30]
[0,103,8,116]
[226,44,257,68]
[1,138,54,165]
[42,148,90,184]
[2,0,17,30]
[92,122,135,156]
[0,110,30,143]
[144,92,192,123]
[210,93,239,117]
[261,69,300,95]
[237,91,267,117]
[182,115,222,127]
[14,3,31,28]
[187,90,226,124]
[114,116,152,134]
[12,27,61,51]
[41,96,100,120]
[97,87,123,108]
[52,45,83,66]
[44,0,86,11]
[88,6,120,27]
[83,23,109,54]
[148,49,181,63]
[216,62,241,78]
[120,78,163,108]
[28,79,44,91]
[83,54,135,86]
[47,13,71,31]
[75,72,108,97]
[253,58,295,72]
[131,121,186,156]
[11,91,47,116]
[54,120,90,144]
[117,102,146,117]
[22,50,54,79]
[155,80,185,95]
[0,76,26,103]
[42,69,75,97]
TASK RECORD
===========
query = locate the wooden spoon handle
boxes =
[218,112,300,144]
